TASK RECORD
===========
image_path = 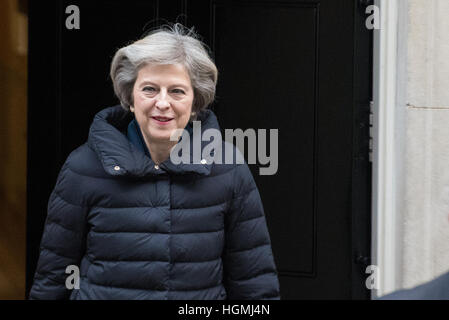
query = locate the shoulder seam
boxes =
[65,144,115,180]
[54,189,86,208]
[66,165,115,180]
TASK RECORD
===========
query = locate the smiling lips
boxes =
[151,116,174,125]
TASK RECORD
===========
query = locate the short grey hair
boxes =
[110,23,218,113]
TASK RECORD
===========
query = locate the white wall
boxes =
[374,0,449,297]
[400,0,449,289]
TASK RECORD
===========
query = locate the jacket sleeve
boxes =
[222,163,280,300]
[29,161,89,300]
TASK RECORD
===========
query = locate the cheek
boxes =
[183,102,193,119]
[174,104,192,127]
[133,92,144,106]
[134,95,155,112]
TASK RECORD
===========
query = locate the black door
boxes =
[27,0,372,299]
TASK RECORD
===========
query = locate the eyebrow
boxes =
[139,81,190,90]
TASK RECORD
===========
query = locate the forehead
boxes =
[136,63,191,84]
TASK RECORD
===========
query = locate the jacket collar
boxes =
[127,118,152,159]
[87,105,219,178]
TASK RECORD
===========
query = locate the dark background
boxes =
[27,0,372,299]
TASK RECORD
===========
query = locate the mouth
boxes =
[151,116,174,125]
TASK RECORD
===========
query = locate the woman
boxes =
[29,24,280,300]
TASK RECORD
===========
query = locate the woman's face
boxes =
[131,63,194,145]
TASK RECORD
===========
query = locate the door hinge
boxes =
[355,254,371,267]
[369,101,373,163]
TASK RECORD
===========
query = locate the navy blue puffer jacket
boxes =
[29,105,280,300]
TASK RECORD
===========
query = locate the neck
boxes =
[141,133,176,165]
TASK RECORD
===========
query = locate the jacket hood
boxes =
[87,105,220,178]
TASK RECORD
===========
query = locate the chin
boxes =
[148,132,175,143]
[149,135,171,142]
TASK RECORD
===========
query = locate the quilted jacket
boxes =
[29,105,280,300]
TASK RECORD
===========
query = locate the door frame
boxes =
[371,0,408,298]
[26,0,374,299]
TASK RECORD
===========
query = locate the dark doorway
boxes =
[27,0,372,299]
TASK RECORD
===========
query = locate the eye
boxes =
[171,88,185,94]
[143,86,156,92]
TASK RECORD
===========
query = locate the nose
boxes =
[155,90,170,110]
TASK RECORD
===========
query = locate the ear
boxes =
[130,105,135,113]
